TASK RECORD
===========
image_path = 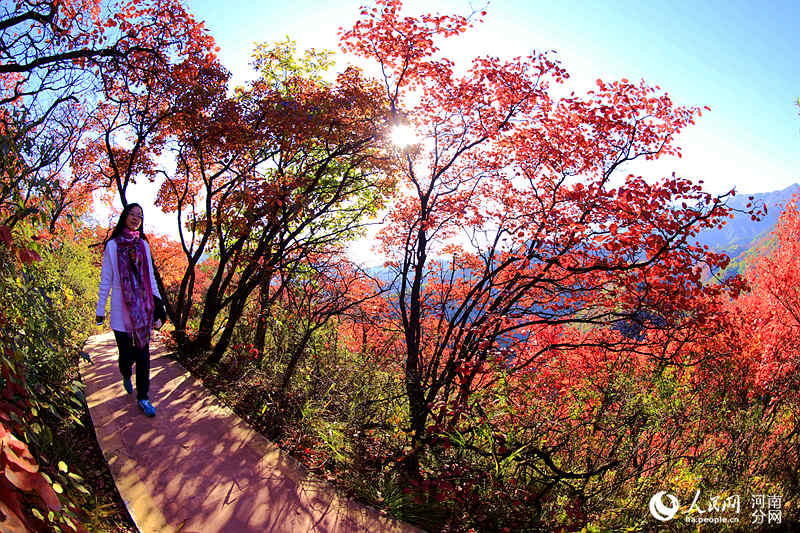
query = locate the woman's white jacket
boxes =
[96,239,161,332]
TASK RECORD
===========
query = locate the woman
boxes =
[95,203,165,417]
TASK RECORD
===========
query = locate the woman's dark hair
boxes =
[103,203,148,248]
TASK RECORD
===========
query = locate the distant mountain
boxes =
[696,183,799,258]
[362,184,799,279]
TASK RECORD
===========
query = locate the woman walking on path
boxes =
[95,203,165,417]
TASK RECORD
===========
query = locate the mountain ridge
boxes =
[696,182,799,257]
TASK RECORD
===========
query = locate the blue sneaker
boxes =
[122,377,133,394]
[138,399,156,417]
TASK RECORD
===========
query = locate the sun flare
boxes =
[391,124,419,147]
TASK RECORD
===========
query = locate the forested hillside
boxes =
[1,1,798,531]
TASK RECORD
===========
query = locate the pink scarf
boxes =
[115,228,154,348]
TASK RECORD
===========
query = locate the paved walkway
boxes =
[79,332,422,533]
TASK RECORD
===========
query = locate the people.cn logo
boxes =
[649,491,680,521]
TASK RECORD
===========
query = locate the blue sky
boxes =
[182,0,799,195]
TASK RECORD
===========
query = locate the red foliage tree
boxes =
[735,198,800,401]
[71,28,221,209]
[273,250,386,392]
[340,0,741,478]
[1,0,217,230]
[155,39,394,363]
[148,232,189,293]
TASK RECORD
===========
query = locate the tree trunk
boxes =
[206,288,251,366]
[191,260,229,355]
[253,271,273,356]
[279,328,313,393]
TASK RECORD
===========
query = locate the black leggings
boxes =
[113,330,150,401]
